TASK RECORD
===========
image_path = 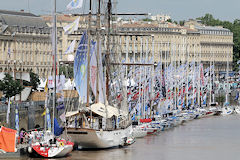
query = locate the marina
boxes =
[9,114,240,160]
[0,0,240,159]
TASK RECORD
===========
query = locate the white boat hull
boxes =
[132,128,147,138]
[235,107,240,114]
[67,125,132,149]
[221,107,233,115]
[28,144,73,158]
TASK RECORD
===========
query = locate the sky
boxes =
[0,0,239,22]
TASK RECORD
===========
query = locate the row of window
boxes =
[119,27,180,33]
[200,30,232,35]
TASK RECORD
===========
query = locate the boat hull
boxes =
[67,125,132,149]
[28,144,73,158]
[132,128,147,138]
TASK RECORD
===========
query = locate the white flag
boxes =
[60,113,66,122]
[67,0,83,10]
[90,42,97,98]
[6,99,10,124]
[65,39,76,54]
[8,48,11,58]
[63,17,80,34]
[48,76,54,89]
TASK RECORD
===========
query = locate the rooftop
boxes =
[0,15,48,28]
[0,10,48,28]
[0,9,37,17]
[195,25,230,31]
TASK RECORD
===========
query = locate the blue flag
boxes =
[235,92,239,101]
[54,118,64,136]
[46,108,51,131]
[194,98,197,105]
[203,99,206,105]
[74,31,88,103]
[132,114,135,121]
[15,105,19,133]
[56,104,65,110]
[188,99,191,106]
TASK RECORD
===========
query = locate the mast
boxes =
[209,46,212,104]
[105,0,112,103]
[198,45,201,107]
[193,44,196,107]
[86,0,92,128]
[96,0,101,103]
[86,0,92,107]
[226,50,229,104]
[150,35,154,118]
[212,48,215,103]
[140,36,143,118]
[52,0,57,132]
[186,44,189,109]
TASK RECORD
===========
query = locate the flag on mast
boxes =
[63,17,80,35]
[15,104,19,133]
[65,39,76,54]
[74,31,88,103]
[6,99,11,124]
[67,0,83,10]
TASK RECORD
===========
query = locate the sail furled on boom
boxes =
[74,31,88,103]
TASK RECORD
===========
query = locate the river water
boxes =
[19,115,240,160]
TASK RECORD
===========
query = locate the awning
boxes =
[65,111,80,118]
[0,126,17,152]
[140,118,152,123]
[90,103,119,118]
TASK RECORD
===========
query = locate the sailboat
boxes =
[221,50,233,115]
[65,0,132,149]
[27,0,74,157]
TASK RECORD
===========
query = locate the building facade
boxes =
[0,10,233,78]
[117,20,233,74]
[0,10,52,78]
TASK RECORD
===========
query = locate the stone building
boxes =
[117,20,233,75]
[41,14,87,65]
[40,14,233,77]
[0,10,52,78]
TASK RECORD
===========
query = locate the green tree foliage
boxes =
[173,21,178,24]
[59,65,74,79]
[197,13,240,71]
[23,71,40,91]
[142,18,153,22]
[216,94,225,106]
[179,20,185,26]
[167,19,172,23]
[0,73,24,98]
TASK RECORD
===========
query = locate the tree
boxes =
[0,73,24,99]
[23,71,40,91]
[173,21,178,24]
[179,20,185,26]
[142,18,153,22]
[216,95,225,106]
[167,19,173,23]
[59,65,74,79]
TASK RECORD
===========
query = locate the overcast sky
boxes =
[0,0,239,21]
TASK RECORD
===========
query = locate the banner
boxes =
[15,105,19,133]
[67,0,83,10]
[63,17,80,34]
[74,31,88,103]
[6,99,10,124]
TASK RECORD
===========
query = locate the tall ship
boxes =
[65,0,132,149]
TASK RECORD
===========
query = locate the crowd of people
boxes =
[18,129,52,146]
